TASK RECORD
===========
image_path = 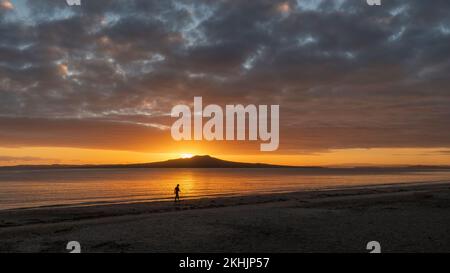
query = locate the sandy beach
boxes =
[1,181,450,253]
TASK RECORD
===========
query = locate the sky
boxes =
[0,0,450,166]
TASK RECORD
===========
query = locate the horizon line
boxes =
[0,155,449,169]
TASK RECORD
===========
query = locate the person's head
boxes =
[177,184,179,187]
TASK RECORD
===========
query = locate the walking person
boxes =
[174,184,181,203]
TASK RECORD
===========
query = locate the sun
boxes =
[180,153,194,159]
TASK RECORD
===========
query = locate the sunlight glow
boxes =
[181,153,194,159]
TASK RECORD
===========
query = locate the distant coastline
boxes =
[0,155,449,172]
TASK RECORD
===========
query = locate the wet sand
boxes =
[1,182,450,253]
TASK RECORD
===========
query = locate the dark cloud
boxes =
[0,0,449,153]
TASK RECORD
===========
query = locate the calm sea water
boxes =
[0,168,449,210]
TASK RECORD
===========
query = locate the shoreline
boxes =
[1,181,450,252]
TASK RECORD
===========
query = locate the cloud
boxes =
[0,0,13,11]
[0,0,449,153]
[0,155,47,162]
[277,2,291,14]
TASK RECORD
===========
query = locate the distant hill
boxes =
[128,155,302,168]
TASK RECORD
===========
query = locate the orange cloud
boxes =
[277,2,290,14]
[0,0,13,10]
[58,64,69,77]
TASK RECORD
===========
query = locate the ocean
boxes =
[1,168,449,210]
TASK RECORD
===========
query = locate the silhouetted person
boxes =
[174,184,181,202]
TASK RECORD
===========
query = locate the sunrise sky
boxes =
[0,0,450,166]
